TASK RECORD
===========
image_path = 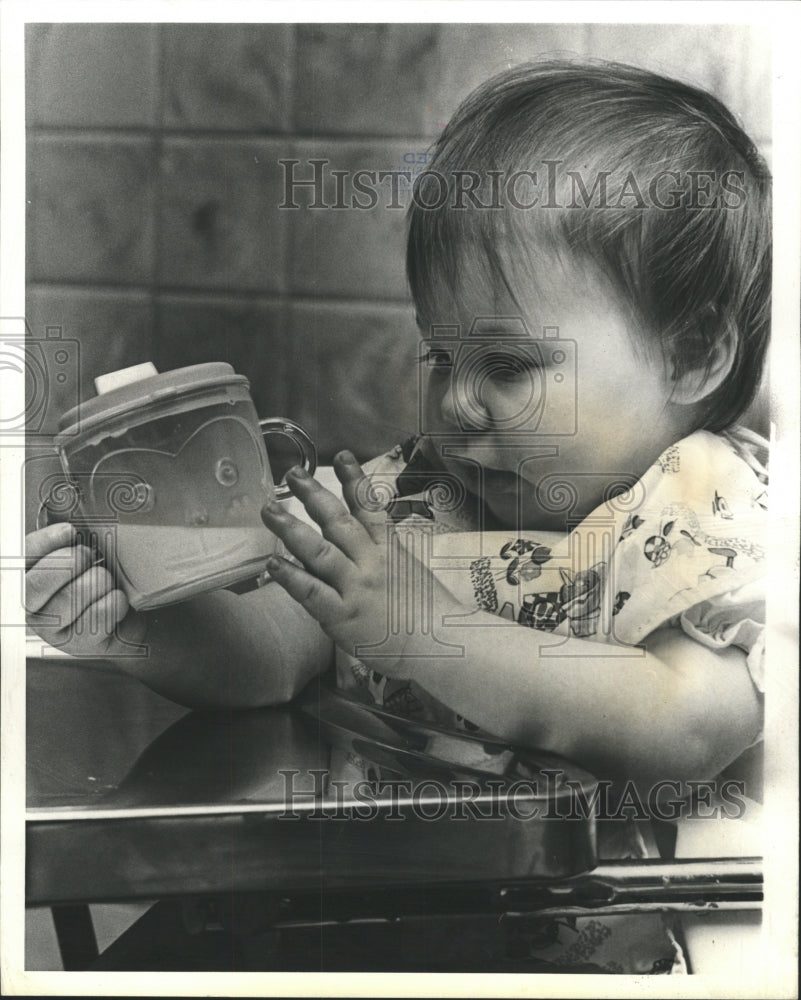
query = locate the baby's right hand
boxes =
[25,522,146,658]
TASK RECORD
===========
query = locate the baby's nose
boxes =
[428,366,493,433]
[438,376,491,432]
[438,379,461,427]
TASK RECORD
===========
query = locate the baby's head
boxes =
[407,59,771,437]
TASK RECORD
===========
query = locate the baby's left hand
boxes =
[261,452,458,677]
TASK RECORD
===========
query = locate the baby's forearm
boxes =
[404,614,762,786]
[117,584,333,708]
[255,460,762,785]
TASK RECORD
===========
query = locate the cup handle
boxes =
[35,478,81,532]
[259,418,318,500]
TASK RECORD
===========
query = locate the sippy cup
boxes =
[51,362,316,611]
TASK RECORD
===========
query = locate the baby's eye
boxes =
[480,350,541,383]
[417,348,454,370]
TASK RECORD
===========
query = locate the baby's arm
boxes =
[127,582,333,708]
[392,617,762,787]
[25,522,333,708]
[264,457,762,786]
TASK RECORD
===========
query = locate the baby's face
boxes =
[418,259,691,530]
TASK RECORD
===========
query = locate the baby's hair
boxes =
[406,59,772,431]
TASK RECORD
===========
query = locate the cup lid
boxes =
[56,362,249,438]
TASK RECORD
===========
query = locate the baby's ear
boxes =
[668,311,737,406]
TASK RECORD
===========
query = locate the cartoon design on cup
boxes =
[52,362,316,610]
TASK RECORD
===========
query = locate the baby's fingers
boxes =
[262,499,350,585]
[25,544,94,614]
[25,522,78,569]
[264,555,346,630]
[334,451,392,543]
[70,587,130,640]
[27,565,120,641]
[279,465,373,560]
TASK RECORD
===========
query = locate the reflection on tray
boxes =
[28,675,597,816]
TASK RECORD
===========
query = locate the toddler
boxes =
[26,60,770,973]
[263,59,769,783]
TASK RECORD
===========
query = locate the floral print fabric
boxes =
[335,427,767,737]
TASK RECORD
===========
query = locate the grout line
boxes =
[27,125,441,146]
[154,286,412,306]
[279,24,297,332]
[26,121,775,151]
[26,282,154,299]
[150,23,163,359]
[28,282,414,309]
[287,23,298,138]
[284,293,413,311]
[153,290,414,311]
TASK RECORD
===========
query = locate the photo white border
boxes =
[2,1,798,996]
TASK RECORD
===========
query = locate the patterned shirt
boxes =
[332,427,767,739]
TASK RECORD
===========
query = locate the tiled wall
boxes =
[26,22,772,477]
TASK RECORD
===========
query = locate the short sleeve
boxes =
[678,575,765,693]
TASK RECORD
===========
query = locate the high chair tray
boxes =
[27,661,598,904]
[27,661,762,919]
[295,680,592,782]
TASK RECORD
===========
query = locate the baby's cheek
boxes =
[489,380,538,417]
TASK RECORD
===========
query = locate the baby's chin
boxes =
[481,487,569,534]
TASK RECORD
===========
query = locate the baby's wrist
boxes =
[370,593,469,682]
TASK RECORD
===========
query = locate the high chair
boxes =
[26,660,762,973]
